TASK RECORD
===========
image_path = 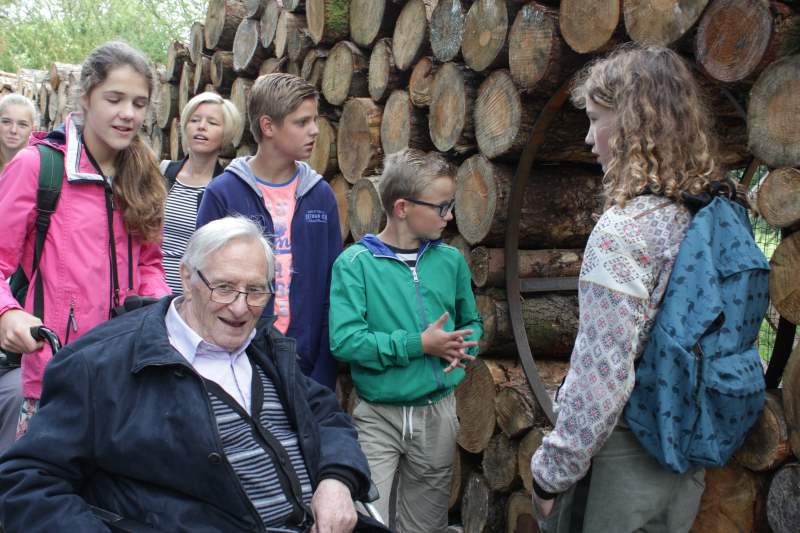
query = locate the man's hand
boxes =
[532,492,555,519]
[310,479,357,533]
[0,309,43,354]
[421,312,477,372]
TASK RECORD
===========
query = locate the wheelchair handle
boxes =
[30,325,61,354]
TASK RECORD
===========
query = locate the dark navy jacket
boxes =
[196,158,342,391]
[0,297,370,532]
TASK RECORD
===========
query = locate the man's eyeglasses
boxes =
[196,271,273,307]
[405,198,455,218]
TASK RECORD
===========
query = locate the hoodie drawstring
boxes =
[401,406,415,441]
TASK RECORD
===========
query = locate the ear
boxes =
[393,198,408,220]
[259,115,274,140]
[179,264,193,300]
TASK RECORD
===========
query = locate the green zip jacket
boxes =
[329,234,483,405]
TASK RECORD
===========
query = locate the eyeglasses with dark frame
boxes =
[196,270,273,307]
[404,197,455,218]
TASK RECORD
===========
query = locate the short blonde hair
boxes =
[0,93,37,126]
[180,91,242,153]
[248,73,317,142]
[379,149,455,214]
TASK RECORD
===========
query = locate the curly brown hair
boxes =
[571,45,721,209]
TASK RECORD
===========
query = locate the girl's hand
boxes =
[0,309,43,353]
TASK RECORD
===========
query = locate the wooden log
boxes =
[518,428,545,493]
[695,0,797,84]
[157,82,179,130]
[211,51,237,91]
[392,0,431,71]
[734,390,791,472]
[474,69,537,159]
[348,175,385,241]
[205,0,248,50]
[48,62,80,91]
[233,18,266,73]
[455,357,498,453]
[769,232,800,325]
[37,82,49,118]
[350,0,402,48]
[193,55,213,95]
[506,491,536,533]
[307,0,351,45]
[178,62,195,117]
[462,0,518,73]
[151,127,165,161]
[408,56,438,108]
[476,290,578,358]
[454,156,602,247]
[169,117,184,161]
[259,0,282,53]
[48,83,60,125]
[756,168,800,229]
[449,445,463,510]
[245,0,267,18]
[429,62,479,153]
[469,247,583,289]
[782,344,800,458]
[301,48,329,89]
[430,0,467,63]
[286,60,302,77]
[308,115,337,176]
[190,22,211,65]
[321,40,369,106]
[495,374,552,437]
[259,57,288,76]
[482,432,520,492]
[559,0,620,54]
[623,0,708,46]
[692,463,767,533]
[231,77,254,147]
[329,174,351,241]
[236,144,256,157]
[767,463,800,533]
[165,41,190,84]
[462,472,506,533]
[286,19,314,63]
[337,97,382,183]
[282,0,305,11]
[368,38,402,103]
[448,233,472,263]
[381,89,431,155]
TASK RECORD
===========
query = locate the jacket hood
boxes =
[225,156,324,199]
[358,234,441,258]
[31,113,109,185]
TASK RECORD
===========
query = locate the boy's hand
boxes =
[422,312,477,371]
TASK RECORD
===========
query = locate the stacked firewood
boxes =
[11,1,800,531]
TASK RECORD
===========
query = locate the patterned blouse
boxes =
[532,194,692,494]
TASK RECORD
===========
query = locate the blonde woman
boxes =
[531,45,721,532]
[0,94,36,172]
[160,91,241,294]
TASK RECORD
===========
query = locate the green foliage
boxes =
[0,0,207,72]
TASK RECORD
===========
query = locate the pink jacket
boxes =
[0,115,171,399]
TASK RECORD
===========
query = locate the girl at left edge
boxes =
[0,41,171,437]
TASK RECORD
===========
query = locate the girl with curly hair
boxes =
[531,45,722,532]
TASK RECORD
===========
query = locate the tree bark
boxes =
[231,77,255,146]
[165,41,190,84]
[474,69,538,159]
[408,56,438,107]
[430,0,466,62]
[482,432,520,492]
[286,19,314,63]
[756,167,800,229]
[151,127,165,161]
[767,462,800,533]
[190,22,210,65]
[392,0,431,71]
[748,54,800,167]
[781,344,800,458]
[692,463,768,533]
[368,38,402,103]
[476,290,578,358]
[429,62,480,153]
[518,428,545,493]
[307,0,351,45]
[157,82,179,130]
[454,156,602,247]
[282,0,305,11]
[506,491,536,533]
[623,0,708,46]
[350,0,402,48]
[381,89,432,155]
[309,115,338,177]
[769,231,800,325]
[558,0,620,54]
[301,48,329,89]
[169,117,184,161]
[233,18,266,73]
[462,0,519,72]
[259,0,282,53]
[462,472,506,533]
[259,57,288,76]
[245,0,267,18]
[734,390,791,472]
[329,174,352,241]
[211,51,237,91]
[337,97,383,183]
[205,0,248,50]
[348,175,385,241]
[455,357,498,454]
[322,40,369,106]
[193,55,213,95]
[178,62,195,118]
[469,247,583,289]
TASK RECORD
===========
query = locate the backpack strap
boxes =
[161,159,185,192]
[31,145,65,320]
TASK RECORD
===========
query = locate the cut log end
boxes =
[392,0,430,71]
[756,167,800,228]
[748,55,800,167]
[623,0,709,46]
[559,0,620,54]
[769,232,800,325]
[337,98,383,183]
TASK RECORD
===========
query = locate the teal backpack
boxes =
[624,195,770,473]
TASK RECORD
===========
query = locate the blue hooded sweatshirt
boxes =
[196,157,342,390]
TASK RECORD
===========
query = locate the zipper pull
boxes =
[65,301,78,344]
[411,268,419,283]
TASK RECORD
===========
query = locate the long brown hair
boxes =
[571,45,721,209]
[78,41,165,241]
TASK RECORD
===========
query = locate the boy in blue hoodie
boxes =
[197,73,341,390]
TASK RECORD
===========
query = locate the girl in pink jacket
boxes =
[0,42,171,436]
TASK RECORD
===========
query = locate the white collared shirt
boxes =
[165,298,255,414]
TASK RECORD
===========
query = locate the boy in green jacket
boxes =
[329,149,483,532]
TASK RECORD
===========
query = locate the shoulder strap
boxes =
[161,160,183,192]
[31,145,64,320]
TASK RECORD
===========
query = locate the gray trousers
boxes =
[0,366,22,453]
[536,426,705,533]
[352,394,458,533]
